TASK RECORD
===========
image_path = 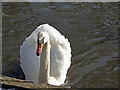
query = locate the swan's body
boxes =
[20,24,71,86]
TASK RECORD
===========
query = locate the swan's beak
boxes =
[36,43,44,56]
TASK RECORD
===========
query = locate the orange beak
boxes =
[36,43,43,56]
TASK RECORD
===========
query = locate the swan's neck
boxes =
[38,40,50,83]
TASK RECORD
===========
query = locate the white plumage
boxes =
[20,24,71,86]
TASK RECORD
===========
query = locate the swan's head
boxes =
[36,32,49,56]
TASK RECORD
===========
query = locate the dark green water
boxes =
[2,2,119,88]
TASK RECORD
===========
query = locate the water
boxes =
[2,2,119,88]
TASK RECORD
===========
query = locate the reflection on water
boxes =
[2,2,119,88]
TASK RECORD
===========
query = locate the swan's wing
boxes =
[50,43,71,85]
[20,34,40,83]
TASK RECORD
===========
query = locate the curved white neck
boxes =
[38,40,50,84]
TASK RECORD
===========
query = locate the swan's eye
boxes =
[41,37,44,44]
[37,37,44,45]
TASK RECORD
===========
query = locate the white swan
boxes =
[20,24,71,86]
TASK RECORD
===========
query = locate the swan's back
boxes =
[20,24,71,86]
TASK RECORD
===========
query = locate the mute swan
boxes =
[20,24,71,86]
